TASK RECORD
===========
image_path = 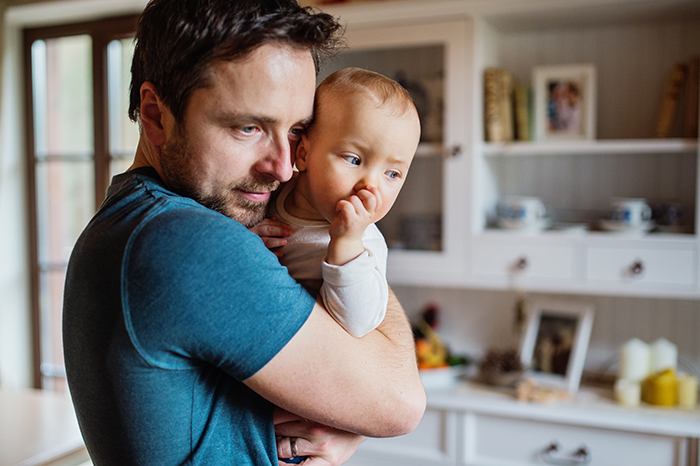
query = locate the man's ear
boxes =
[139,82,169,147]
[294,135,310,172]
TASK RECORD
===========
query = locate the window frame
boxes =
[23,15,139,389]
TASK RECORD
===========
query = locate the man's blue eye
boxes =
[386,171,401,180]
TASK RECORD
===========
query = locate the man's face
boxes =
[159,43,317,227]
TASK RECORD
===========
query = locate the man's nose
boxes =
[257,137,294,182]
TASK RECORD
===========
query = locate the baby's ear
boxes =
[294,135,310,171]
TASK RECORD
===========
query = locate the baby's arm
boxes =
[320,229,389,338]
[322,186,388,338]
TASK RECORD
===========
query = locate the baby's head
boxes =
[295,67,421,224]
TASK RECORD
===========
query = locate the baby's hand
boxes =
[329,185,383,242]
[249,217,292,258]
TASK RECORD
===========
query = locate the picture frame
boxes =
[533,63,597,141]
[520,299,594,393]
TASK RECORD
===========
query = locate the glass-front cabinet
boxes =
[320,0,700,299]
[321,19,474,286]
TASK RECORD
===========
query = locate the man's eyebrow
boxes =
[216,112,314,128]
[217,112,277,125]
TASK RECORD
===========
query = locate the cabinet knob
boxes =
[541,442,591,465]
[513,257,529,271]
[630,260,645,276]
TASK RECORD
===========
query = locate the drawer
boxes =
[467,414,684,466]
[474,242,576,280]
[586,247,696,287]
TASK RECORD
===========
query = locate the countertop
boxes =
[0,389,89,466]
[424,379,700,438]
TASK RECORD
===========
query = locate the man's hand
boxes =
[274,408,365,466]
[326,186,382,266]
[249,217,292,258]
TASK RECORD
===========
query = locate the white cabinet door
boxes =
[586,245,697,288]
[321,19,473,286]
[464,413,684,466]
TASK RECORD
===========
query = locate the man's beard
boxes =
[159,126,278,228]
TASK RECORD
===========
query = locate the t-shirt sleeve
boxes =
[121,207,315,381]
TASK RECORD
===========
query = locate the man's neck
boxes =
[129,135,165,180]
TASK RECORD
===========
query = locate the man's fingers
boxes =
[262,237,288,249]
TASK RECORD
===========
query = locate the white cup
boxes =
[610,198,651,227]
[497,196,547,228]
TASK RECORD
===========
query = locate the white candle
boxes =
[614,378,641,407]
[619,338,650,382]
[650,338,677,373]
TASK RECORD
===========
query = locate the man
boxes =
[62,0,426,465]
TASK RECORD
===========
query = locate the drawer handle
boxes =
[630,260,645,276]
[541,442,591,465]
[513,257,528,271]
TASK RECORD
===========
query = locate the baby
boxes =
[254,67,421,338]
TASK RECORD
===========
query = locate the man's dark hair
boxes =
[128,0,344,123]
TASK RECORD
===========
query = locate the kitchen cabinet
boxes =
[344,383,700,466]
[321,0,700,298]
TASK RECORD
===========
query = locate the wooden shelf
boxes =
[483,139,699,157]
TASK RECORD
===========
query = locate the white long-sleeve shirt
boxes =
[268,177,388,338]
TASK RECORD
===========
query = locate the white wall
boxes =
[0,8,32,389]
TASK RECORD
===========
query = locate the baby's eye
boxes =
[342,155,361,166]
[386,170,402,180]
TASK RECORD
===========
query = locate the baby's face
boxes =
[296,91,420,224]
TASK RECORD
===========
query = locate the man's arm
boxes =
[245,287,426,438]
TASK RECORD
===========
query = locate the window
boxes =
[24,15,139,390]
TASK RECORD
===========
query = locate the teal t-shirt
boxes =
[63,168,315,465]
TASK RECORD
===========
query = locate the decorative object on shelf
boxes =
[395,71,444,143]
[413,303,468,370]
[484,67,514,142]
[651,200,685,233]
[655,61,688,138]
[600,197,654,235]
[618,338,651,382]
[677,372,699,408]
[520,299,594,393]
[649,338,678,373]
[478,348,524,387]
[614,378,641,407]
[496,196,549,232]
[513,82,531,141]
[515,378,571,403]
[641,368,678,406]
[398,213,441,251]
[532,63,596,141]
[685,56,699,138]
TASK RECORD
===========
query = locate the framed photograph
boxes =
[533,63,597,141]
[520,300,594,392]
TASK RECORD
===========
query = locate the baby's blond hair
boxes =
[314,67,417,120]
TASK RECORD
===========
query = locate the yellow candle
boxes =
[641,369,678,406]
[677,372,698,409]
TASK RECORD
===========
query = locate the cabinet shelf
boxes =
[483,139,699,157]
